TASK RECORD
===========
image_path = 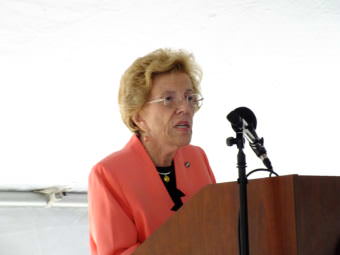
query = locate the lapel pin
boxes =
[184,161,191,168]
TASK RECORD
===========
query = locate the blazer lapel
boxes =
[174,148,192,204]
[128,135,174,209]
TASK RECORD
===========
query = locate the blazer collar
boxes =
[126,135,188,203]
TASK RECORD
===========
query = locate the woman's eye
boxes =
[164,96,174,102]
[186,95,195,101]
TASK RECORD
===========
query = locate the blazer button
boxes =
[184,161,190,168]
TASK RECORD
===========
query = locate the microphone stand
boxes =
[227,130,250,255]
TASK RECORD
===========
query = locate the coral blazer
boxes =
[88,135,216,255]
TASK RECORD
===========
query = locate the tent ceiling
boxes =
[1,0,340,192]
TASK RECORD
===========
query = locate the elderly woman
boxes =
[88,49,216,255]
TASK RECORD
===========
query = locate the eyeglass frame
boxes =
[147,93,204,109]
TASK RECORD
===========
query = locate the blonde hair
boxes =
[119,48,202,133]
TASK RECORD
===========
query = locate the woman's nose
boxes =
[175,98,193,114]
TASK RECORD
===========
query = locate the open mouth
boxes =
[174,121,191,129]
[175,125,190,129]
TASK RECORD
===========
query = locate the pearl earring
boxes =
[143,135,149,143]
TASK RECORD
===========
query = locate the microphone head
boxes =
[227,107,257,130]
[227,110,243,131]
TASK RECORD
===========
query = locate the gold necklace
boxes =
[158,171,171,183]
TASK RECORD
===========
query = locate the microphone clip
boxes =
[226,136,245,148]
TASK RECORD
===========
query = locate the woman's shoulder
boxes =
[90,135,147,177]
[92,147,133,174]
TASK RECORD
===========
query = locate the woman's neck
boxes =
[140,136,177,167]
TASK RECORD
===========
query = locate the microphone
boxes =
[227,107,273,170]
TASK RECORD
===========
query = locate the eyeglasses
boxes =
[147,93,204,109]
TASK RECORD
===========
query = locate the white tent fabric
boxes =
[0,206,89,255]
[1,0,340,254]
[1,0,340,191]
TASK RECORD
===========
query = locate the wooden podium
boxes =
[133,175,340,255]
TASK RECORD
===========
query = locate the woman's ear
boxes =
[132,112,147,132]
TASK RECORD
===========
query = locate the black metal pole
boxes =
[237,140,249,255]
[227,132,249,255]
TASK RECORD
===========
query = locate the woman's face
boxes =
[137,72,196,149]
